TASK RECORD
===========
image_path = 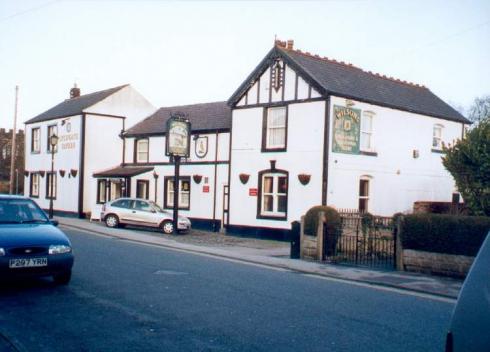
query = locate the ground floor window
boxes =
[258,170,288,219]
[359,177,370,212]
[110,180,122,201]
[46,172,57,199]
[136,180,149,200]
[97,180,107,204]
[164,176,190,210]
[30,173,39,198]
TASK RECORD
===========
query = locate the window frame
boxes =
[360,112,375,153]
[31,127,40,154]
[261,106,288,152]
[96,179,107,204]
[134,138,149,163]
[432,124,444,151]
[45,172,57,200]
[136,179,150,200]
[30,173,40,198]
[257,169,289,220]
[47,124,58,153]
[358,177,371,213]
[163,176,191,210]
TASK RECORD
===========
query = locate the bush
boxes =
[304,206,341,237]
[400,214,490,256]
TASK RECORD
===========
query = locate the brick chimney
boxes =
[70,84,81,99]
[286,39,294,50]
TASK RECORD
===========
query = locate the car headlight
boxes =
[0,248,5,256]
[49,245,72,255]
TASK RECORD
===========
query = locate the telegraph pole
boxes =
[9,85,19,195]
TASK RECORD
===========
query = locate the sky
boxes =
[0,0,489,130]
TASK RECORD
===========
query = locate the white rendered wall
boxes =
[24,115,82,213]
[229,101,326,229]
[326,96,463,216]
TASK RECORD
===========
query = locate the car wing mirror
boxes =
[51,220,59,227]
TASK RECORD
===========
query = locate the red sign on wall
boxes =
[249,188,258,196]
[203,185,210,193]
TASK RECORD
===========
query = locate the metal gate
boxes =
[323,212,396,269]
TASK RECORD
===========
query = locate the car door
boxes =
[111,199,134,223]
[131,200,159,227]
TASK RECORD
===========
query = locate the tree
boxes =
[442,118,490,216]
[467,95,490,125]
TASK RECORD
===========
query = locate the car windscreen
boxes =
[149,201,166,213]
[0,199,49,224]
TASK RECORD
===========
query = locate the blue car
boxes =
[0,195,74,285]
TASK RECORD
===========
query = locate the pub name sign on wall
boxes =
[332,105,361,154]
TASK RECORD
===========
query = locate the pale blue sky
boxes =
[0,0,489,129]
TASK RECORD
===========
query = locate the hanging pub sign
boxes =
[332,105,361,154]
[165,114,191,157]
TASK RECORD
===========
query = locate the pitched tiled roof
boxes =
[229,45,469,124]
[93,165,154,178]
[125,101,231,137]
[25,85,129,124]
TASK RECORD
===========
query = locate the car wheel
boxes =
[53,270,72,285]
[161,221,174,234]
[105,214,119,228]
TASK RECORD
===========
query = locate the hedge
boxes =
[400,214,490,256]
[304,206,341,237]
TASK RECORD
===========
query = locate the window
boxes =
[258,171,288,219]
[263,107,287,151]
[110,180,122,201]
[46,172,57,199]
[30,173,40,198]
[359,178,370,212]
[136,180,149,200]
[135,139,149,163]
[164,176,190,209]
[432,124,444,150]
[361,113,374,151]
[47,125,58,152]
[1,144,10,159]
[97,180,107,204]
[31,128,40,153]
[111,199,132,209]
[133,200,153,212]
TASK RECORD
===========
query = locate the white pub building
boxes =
[24,40,470,238]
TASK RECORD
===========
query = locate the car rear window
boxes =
[111,199,132,209]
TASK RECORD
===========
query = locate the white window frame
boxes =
[30,173,40,197]
[165,177,190,209]
[47,125,58,152]
[360,112,374,152]
[136,139,149,163]
[432,124,444,150]
[31,127,40,153]
[46,172,57,199]
[260,172,288,218]
[265,107,287,150]
[358,176,371,213]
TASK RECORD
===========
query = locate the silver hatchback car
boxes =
[101,198,191,234]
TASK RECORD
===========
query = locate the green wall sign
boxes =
[332,105,361,154]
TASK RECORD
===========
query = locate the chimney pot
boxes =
[286,39,294,50]
[70,84,81,99]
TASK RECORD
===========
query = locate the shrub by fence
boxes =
[400,214,490,256]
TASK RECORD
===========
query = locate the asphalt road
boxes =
[0,227,454,352]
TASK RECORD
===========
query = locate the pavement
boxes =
[55,216,464,300]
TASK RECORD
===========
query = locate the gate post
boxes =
[395,216,404,271]
[317,211,326,260]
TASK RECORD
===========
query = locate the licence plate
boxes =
[9,257,48,268]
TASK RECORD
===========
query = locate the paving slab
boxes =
[56,217,463,300]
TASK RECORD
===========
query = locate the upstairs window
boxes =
[432,124,444,150]
[258,171,288,219]
[361,112,374,151]
[135,139,149,163]
[47,125,58,152]
[263,107,287,151]
[31,127,40,153]
[164,176,190,210]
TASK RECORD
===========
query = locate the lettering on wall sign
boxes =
[249,188,258,196]
[59,133,79,150]
[332,105,361,154]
